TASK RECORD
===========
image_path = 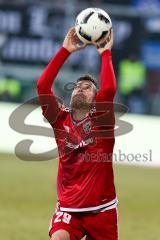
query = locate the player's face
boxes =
[70,80,97,110]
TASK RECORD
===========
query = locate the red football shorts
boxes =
[49,203,118,240]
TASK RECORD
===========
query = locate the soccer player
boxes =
[37,27,118,240]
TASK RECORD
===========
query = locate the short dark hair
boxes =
[77,74,98,89]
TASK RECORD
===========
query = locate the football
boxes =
[75,8,112,44]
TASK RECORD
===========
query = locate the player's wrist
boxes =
[61,46,72,54]
[62,45,72,53]
[101,49,111,56]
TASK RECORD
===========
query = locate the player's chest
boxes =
[61,116,95,151]
[63,116,92,141]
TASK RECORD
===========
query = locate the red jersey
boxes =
[37,47,117,212]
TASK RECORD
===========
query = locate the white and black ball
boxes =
[75,8,112,44]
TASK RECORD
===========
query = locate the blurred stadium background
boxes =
[0,0,160,239]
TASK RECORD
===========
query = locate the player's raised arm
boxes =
[95,30,116,102]
[37,27,87,124]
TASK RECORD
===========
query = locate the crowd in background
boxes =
[0,0,160,115]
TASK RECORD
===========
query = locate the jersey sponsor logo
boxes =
[66,137,94,149]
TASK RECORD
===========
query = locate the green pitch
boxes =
[0,153,160,240]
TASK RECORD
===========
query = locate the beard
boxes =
[70,94,91,110]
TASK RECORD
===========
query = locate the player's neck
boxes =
[72,108,89,121]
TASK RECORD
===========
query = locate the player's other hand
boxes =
[63,27,87,53]
[94,29,113,54]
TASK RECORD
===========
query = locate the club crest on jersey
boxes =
[83,121,91,134]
